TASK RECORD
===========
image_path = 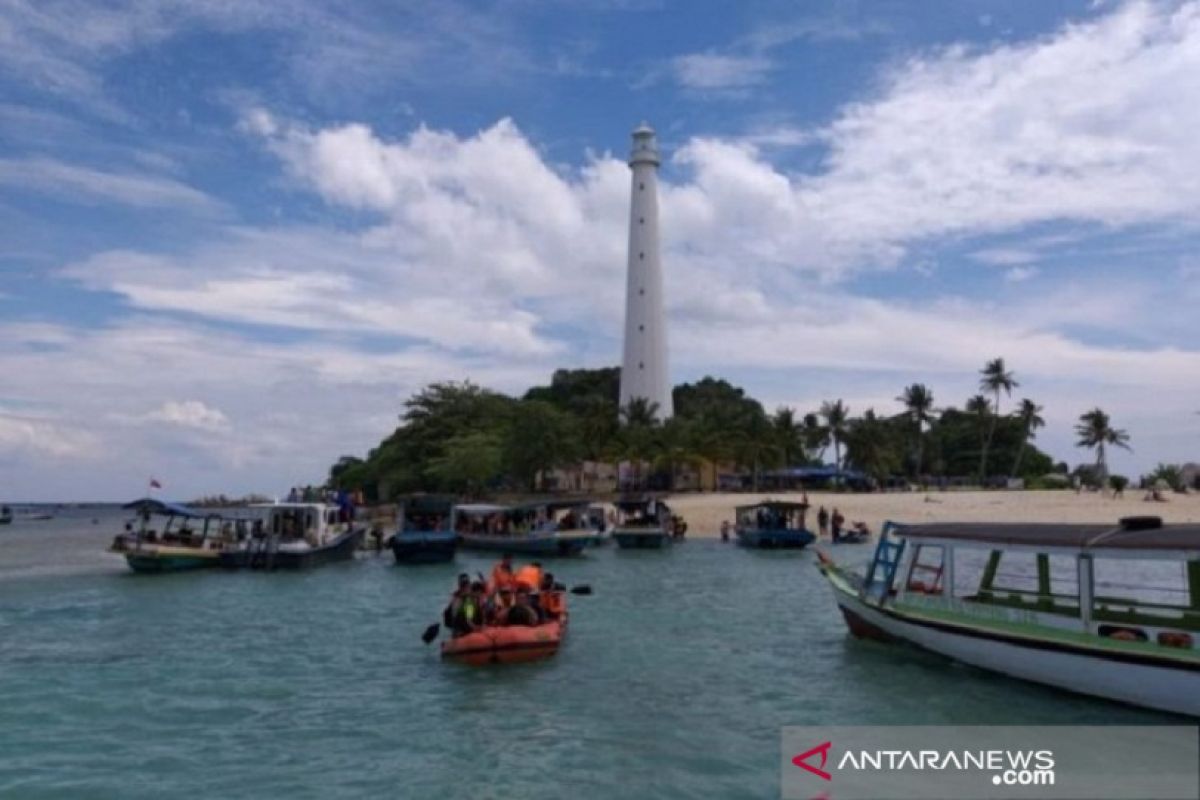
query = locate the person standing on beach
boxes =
[831,508,845,543]
[817,506,830,538]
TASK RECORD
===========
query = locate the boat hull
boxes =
[390,531,457,564]
[458,533,587,557]
[824,566,1200,717]
[220,528,363,570]
[441,616,566,666]
[612,529,671,549]
[735,527,816,549]
[123,551,219,573]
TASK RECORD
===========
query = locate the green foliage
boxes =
[1144,463,1183,491]
[426,432,504,495]
[1109,474,1130,493]
[503,401,582,490]
[328,363,1062,497]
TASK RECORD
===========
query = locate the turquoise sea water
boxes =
[0,509,1169,799]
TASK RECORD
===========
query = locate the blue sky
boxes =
[2,0,1199,500]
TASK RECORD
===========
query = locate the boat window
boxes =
[1093,558,1189,613]
[906,544,944,594]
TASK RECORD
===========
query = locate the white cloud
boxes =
[0,157,217,211]
[143,400,230,431]
[799,1,1200,264]
[0,412,99,459]
[671,53,773,90]
[1004,266,1039,282]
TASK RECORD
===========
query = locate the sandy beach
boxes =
[670,489,1200,539]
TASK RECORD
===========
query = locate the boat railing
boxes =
[864,521,906,601]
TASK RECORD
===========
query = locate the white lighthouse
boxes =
[619,122,673,420]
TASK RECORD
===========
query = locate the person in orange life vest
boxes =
[513,561,543,591]
[500,588,541,627]
[490,553,516,592]
[538,572,564,620]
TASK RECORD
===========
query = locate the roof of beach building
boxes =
[895,519,1200,553]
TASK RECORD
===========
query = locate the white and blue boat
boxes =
[611,496,672,550]
[735,501,816,549]
[455,503,591,557]
[109,497,240,573]
[390,495,457,564]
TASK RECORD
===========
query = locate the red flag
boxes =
[149,478,162,489]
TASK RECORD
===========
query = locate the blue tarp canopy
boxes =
[122,497,209,518]
[759,466,867,481]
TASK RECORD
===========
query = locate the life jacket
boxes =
[514,565,542,591]
[541,590,565,619]
[490,563,515,592]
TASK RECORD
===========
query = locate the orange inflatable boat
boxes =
[441,614,568,666]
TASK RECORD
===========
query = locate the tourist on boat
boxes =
[501,589,541,627]
[817,506,830,538]
[538,574,564,621]
[830,508,845,542]
[443,574,472,627]
[451,581,487,637]
[514,562,543,591]
[490,554,516,591]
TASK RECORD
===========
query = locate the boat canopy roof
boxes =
[455,503,508,515]
[122,497,211,519]
[736,500,810,513]
[509,499,594,513]
[614,495,668,511]
[400,494,456,514]
[894,519,1200,553]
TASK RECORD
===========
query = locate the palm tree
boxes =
[978,358,1018,481]
[897,383,935,479]
[845,409,900,486]
[618,398,662,489]
[819,399,850,476]
[1075,408,1131,485]
[801,412,829,463]
[735,412,782,491]
[772,407,803,467]
[1009,399,1046,477]
[965,394,991,480]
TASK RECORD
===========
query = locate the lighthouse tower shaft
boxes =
[619,123,673,420]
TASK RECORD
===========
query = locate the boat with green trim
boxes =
[109,498,241,573]
[818,516,1200,716]
[735,501,816,549]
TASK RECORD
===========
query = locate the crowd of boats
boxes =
[101,494,1200,715]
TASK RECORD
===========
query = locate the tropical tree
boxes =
[978,358,1018,481]
[502,400,581,491]
[965,394,992,481]
[819,399,850,474]
[617,398,663,488]
[801,412,830,463]
[735,411,782,491]
[897,383,935,478]
[844,409,901,485]
[426,431,504,496]
[772,407,803,467]
[1075,407,1131,485]
[1010,399,1046,477]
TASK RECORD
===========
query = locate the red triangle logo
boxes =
[792,741,833,782]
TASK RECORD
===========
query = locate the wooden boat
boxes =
[818,516,1200,716]
[390,495,457,564]
[219,503,363,570]
[454,503,590,557]
[109,498,238,573]
[442,613,568,665]
[735,500,816,549]
[611,496,672,549]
